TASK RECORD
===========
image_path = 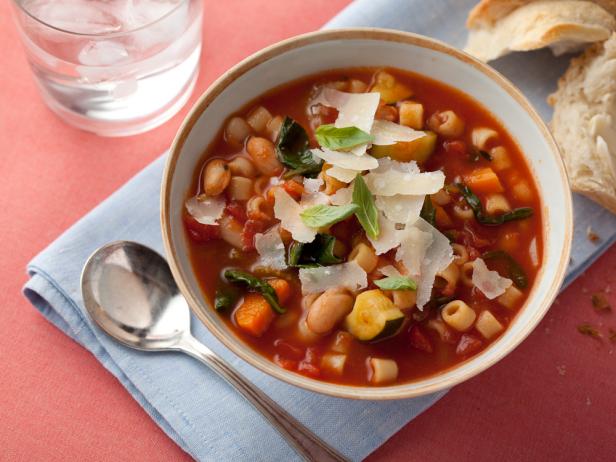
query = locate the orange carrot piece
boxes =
[268,278,292,304]
[464,167,504,194]
[235,293,274,337]
[282,180,305,200]
[435,205,453,228]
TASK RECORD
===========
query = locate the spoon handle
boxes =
[177,334,349,462]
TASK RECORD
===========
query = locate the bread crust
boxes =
[549,34,616,213]
[465,0,616,61]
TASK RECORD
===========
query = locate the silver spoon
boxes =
[81,241,348,462]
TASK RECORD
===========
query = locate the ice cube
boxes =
[78,40,129,66]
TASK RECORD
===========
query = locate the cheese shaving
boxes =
[301,177,329,207]
[254,227,287,271]
[312,88,380,133]
[299,261,367,294]
[368,214,403,255]
[379,265,402,278]
[371,119,425,146]
[330,185,354,205]
[375,194,425,224]
[365,169,445,196]
[185,195,225,225]
[273,188,316,243]
[311,148,378,170]
[472,258,513,299]
[396,226,433,276]
[327,166,359,183]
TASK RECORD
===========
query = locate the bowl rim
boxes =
[161,27,573,400]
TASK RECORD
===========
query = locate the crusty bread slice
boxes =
[465,1,616,62]
[549,33,616,214]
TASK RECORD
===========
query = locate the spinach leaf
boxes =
[420,196,436,226]
[300,203,358,228]
[374,276,417,291]
[214,284,239,311]
[469,148,493,162]
[315,124,373,151]
[482,250,528,289]
[352,174,379,239]
[457,183,533,226]
[275,117,322,178]
[287,234,341,268]
[223,269,285,314]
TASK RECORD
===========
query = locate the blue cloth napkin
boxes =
[24,1,616,461]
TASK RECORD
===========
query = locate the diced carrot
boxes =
[435,205,453,228]
[282,180,304,200]
[464,167,504,194]
[268,278,292,304]
[234,293,274,337]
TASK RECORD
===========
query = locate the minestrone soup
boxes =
[183,67,542,386]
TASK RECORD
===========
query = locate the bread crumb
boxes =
[587,226,600,243]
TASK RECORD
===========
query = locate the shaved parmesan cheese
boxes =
[299,261,367,294]
[396,226,433,276]
[312,88,380,133]
[529,238,539,267]
[254,227,287,270]
[375,194,425,224]
[374,157,420,174]
[365,169,445,196]
[273,188,316,243]
[368,214,403,255]
[472,258,512,299]
[185,195,225,225]
[311,148,378,171]
[371,120,425,146]
[327,166,358,183]
[301,177,329,207]
[413,218,454,310]
[330,185,354,205]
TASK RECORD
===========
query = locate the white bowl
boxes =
[161,29,572,400]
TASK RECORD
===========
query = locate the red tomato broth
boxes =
[184,67,543,386]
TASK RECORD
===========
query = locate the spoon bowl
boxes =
[81,241,190,351]
[80,240,347,462]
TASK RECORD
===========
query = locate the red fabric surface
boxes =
[1,1,615,460]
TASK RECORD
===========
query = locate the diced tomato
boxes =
[456,334,483,356]
[297,361,320,378]
[241,219,267,251]
[443,140,467,157]
[462,223,493,249]
[274,354,298,371]
[282,180,304,200]
[409,325,434,353]
[183,214,220,243]
[225,201,247,223]
[273,339,304,360]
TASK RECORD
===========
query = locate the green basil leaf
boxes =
[374,276,417,291]
[457,183,534,226]
[315,124,373,151]
[420,196,436,226]
[287,234,342,268]
[276,117,322,178]
[300,204,359,228]
[482,250,528,289]
[223,269,285,314]
[352,174,380,239]
[214,284,239,311]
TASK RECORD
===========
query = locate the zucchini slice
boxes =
[344,290,405,342]
[370,131,437,163]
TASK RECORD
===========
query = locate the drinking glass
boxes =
[11,0,203,136]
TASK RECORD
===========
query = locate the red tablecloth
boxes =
[1,1,615,460]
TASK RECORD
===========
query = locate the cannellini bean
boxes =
[266,115,284,143]
[203,159,231,196]
[427,110,465,137]
[306,288,354,334]
[225,116,252,146]
[228,156,258,178]
[219,215,244,249]
[246,136,283,176]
